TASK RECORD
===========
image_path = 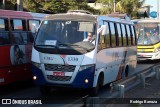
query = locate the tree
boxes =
[96,0,121,14]
[40,0,98,14]
[40,0,69,13]
[0,0,98,14]
[0,0,17,10]
[96,0,145,18]
[23,0,42,12]
[116,0,145,18]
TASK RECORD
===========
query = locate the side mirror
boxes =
[101,25,107,35]
[97,25,107,35]
[31,23,38,33]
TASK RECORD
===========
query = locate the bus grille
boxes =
[44,64,76,72]
[47,75,71,81]
[137,50,153,53]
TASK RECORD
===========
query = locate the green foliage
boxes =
[23,0,42,12]
[96,0,145,18]
[0,0,16,10]
[41,0,69,13]
[0,0,145,18]
[39,0,97,14]
[116,0,145,19]
[96,0,121,14]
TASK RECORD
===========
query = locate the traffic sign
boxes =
[150,11,157,18]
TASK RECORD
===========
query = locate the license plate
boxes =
[140,54,146,57]
[53,72,65,76]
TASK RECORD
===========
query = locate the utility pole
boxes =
[113,0,116,12]
[157,0,159,19]
[17,0,23,11]
[2,0,5,9]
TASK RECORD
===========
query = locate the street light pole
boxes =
[113,0,116,12]
[157,0,159,19]
[17,0,23,11]
[2,0,5,9]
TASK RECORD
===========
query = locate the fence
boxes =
[85,63,160,107]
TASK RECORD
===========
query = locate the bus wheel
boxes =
[90,73,103,96]
[121,66,129,79]
[90,82,99,96]
[39,86,51,95]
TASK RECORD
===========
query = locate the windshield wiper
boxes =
[59,43,88,52]
[58,43,70,47]
[35,44,59,49]
[69,44,89,52]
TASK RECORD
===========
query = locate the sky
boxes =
[145,0,160,12]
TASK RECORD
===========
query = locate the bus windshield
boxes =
[136,23,160,45]
[35,20,96,52]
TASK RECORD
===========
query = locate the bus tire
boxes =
[90,73,104,96]
[39,86,51,95]
[121,66,129,79]
[125,66,129,77]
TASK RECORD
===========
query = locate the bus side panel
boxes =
[0,46,12,85]
[125,46,137,75]
[0,45,32,85]
[0,9,46,85]
[96,48,125,84]
[0,64,32,85]
[95,47,137,85]
[0,46,11,66]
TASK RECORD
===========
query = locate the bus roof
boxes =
[0,9,48,19]
[44,13,97,22]
[44,13,133,25]
[132,18,160,23]
[98,15,134,24]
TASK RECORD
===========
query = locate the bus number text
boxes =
[68,57,78,62]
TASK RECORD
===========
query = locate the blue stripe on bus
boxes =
[72,65,95,88]
[32,65,47,85]
[32,64,95,88]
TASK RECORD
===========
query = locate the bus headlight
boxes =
[78,64,95,72]
[154,47,160,53]
[85,79,89,83]
[33,76,37,80]
[32,62,41,69]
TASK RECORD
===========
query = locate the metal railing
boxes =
[85,63,160,107]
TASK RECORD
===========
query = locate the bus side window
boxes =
[131,25,136,45]
[116,23,122,46]
[28,19,40,40]
[109,22,116,47]
[98,25,105,51]
[11,19,27,44]
[126,24,131,46]
[0,18,10,45]
[104,21,110,48]
[0,18,9,31]
[98,22,110,51]
[11,19,25,31]
[129,25,133,45]
[121,24,127,46]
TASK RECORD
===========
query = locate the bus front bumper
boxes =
[137,52,160,60]
[31,64,95,89]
